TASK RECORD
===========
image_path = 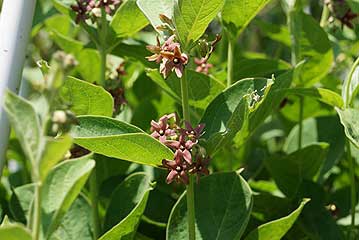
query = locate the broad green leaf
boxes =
[136,0,175,31]
[234,58,291,80]
[39,135,72,181]
[110,0,149,38]
[71,116,173,167]
[146,69,225,109]
[9,184,35,223]
[4,91,42,165]
[244,199,309,240]
[167,172,253,240]
[290,12,333,86]
[0,224,32,240]
[284,117,345,182]
[201,70,293,153]
[50,195,94,240]
[173,0,224,49]
[282,87,344,108]
[52,0,76,17]
[60,77,114,116]
[265,144,329,198]
[75,49,101,84]
[41,155,95,238]
[222,0,272,37]
[100,173,153,240]
[336,108,359,148]
[255,20,291,46]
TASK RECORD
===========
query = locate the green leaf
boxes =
[336,108,359,148]
[284,117,345,182]
[100,173,153,240]
[110,0,149,38]
[342,66,359,106]
[146,69,225,109]
[255,20,291,46]
[50,195,94,240]
[167,172,253,240]
[290,12,333,86]
[265,144,329,198]
[75,49,101,84]
[136,0,175,32]
[234,58,291,80]
[0,224,32,240]
[4,91,42,165]
[173,0,224,49]
[282,87,344,108]
[71,116,173,167]
[244,199,309,240]
[9,184,35,224]
[60,76,114,116]
[201,70,293,153]
[222,0,272,37]
[41,155,95,238]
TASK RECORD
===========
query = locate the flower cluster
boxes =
[150,114,210,184]
[326,0,358,28]
[71,0,121,24]
[147,35,188,78]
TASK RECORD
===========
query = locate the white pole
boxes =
[0,0,37,175]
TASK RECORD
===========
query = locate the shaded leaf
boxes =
[244,199,309,240]
[100,173,153,240]
[9,184,35,224]
[41,155,95,238]
[167,172,253,240]
[336,108,359,148]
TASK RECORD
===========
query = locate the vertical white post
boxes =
[0,0,37,175]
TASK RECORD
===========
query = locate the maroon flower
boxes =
[162,150,189,184]
[160,46,188,78]
[193,154,210,177]
[97,0,122,15]
[164,134,194,164]
[194,57,213,75]
[71,0,96,23]
[146,35,180,64]
[182,121,205,142]
[150,113,177,143]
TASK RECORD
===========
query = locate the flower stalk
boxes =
[227,38,234,87]
[180,68,196,240]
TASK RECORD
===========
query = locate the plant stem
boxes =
[89,170,100,238]
[100,49,107,86]
[298,96,304,149]
[345,56,359,107]
[227,38,234,87]
[180,68,195,240]
[32,182,42,240]
[320,3,329,28]
[346,140,356,234]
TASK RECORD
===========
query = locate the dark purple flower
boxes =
[71,0,96,24]
[164,134,194,164]
[193,154,210,178]
[182,121,205,142]
[194,57,213,75]
[162,150,189,184]
[150,113,177,143]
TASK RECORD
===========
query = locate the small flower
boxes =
[165,134,194,164]
[71,0,96,24]
[159,46,188,78]
[52,110,67,124]
[150,113,177,143]
[162,150,189,184]
[192,154,210,182]
[97,0,122,15]
[146,35,180,63]
[194,57,213,75]
[182,121,205,142]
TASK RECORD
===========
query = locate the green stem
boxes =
[180,68,195,240]
[32,182,42,240]
[298,96,304,149]
[345,56,359,107]
[320,3,330,28]
[227,38,234,87]
[90,170,100,239]
[100,49,107,86]
[346,140,356,235]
